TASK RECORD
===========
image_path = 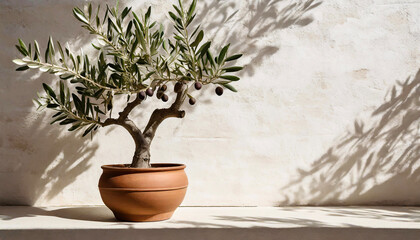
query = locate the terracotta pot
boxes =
[98,163,188,222]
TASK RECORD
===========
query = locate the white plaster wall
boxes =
[0,0,419,206]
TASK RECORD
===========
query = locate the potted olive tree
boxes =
[13,0,243,221]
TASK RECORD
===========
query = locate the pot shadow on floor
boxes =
[279,69,420,206]
[0,206,116,222]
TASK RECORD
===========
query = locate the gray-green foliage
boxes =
[13,0,243,137]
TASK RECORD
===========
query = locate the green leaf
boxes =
[45,40,51,62]
[47,103,59,108]
[129,39,138,60]
[225,54,242,62]
[73,8,89,24]
[82,124,96,137]
[72,93,83,114]
[134,23,147,50]
[91,43,101,50]
[173,5,183,17]
[88,3,92,19]
[39,66,50,72]
[190,30,203,48]
[94,106,105,114]
[121,7,131,20]
[132,11,141,25]
[15,45,28,56]
[42,83,57,100]
[60,118,78,125]
[125,20,133,38]
[27,63,40,68]
[68,122,81,131]
[57,41,65,62]
[145,6,151,23]
[187,0,197,19]
[16,66,29,71]
[34,40,40,60]
[12,59,27,65]
[50,115,66,125]
[222,66,243,72]
[186,13,196,27]
[178,0,184,9]
[144,71,155,80]
[18,39,28,54]
[52,112,63,118]
[220,75,240,81]
[108,18,121,34]
[59,81,65,104]
[223,83,237,92]
[197,41,211,57]
[168,11,178,22]
[207,51,215,67]
[218,44,230,65]
[149,21,157,29]
[59,73,74,80]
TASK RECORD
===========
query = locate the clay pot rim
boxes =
[101,163,186,172]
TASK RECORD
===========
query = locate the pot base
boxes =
[113,211,175,222]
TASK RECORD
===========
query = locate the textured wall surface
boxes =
[0,0,419,206]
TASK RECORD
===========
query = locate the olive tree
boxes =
[13,0,243,168]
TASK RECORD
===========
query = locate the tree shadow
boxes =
[0,0,323,206]
[279,69,420,205]
[0,1,99,205]
[175,0,323,117]
[194,0,322,77]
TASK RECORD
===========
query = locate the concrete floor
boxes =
[1,206,420,239]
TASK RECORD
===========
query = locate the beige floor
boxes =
[1,206,420,239]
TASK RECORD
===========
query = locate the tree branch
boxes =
[101,94,147,145]
[143,88,186,143]
[118,94,144,120]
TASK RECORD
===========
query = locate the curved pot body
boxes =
[98,163,188,222]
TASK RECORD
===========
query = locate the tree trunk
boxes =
[130,144,151,168]
[101,88,186,169]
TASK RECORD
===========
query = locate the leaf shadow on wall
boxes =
[200,0,322,76]
[181,0,323,111]
[0,2,99,205]
[279,70,420,206]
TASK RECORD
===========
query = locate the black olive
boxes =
[162,94,169,102]
[215,86,224,96]
[194,82,202,90]
[156,91,163,99]
[189,97,196,105]
[138,91,146,100]
[160,84,167,92]
[146,88,154,96]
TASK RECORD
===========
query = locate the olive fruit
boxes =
[146,88,154,96]
[161,94,169,102]
[160,84,167,92]
[215,86,224,96]
[194,82,202,90]
[174,82,183,93]
[189,97,196,105]
[138,91,146,100]
[156,91,163,99]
